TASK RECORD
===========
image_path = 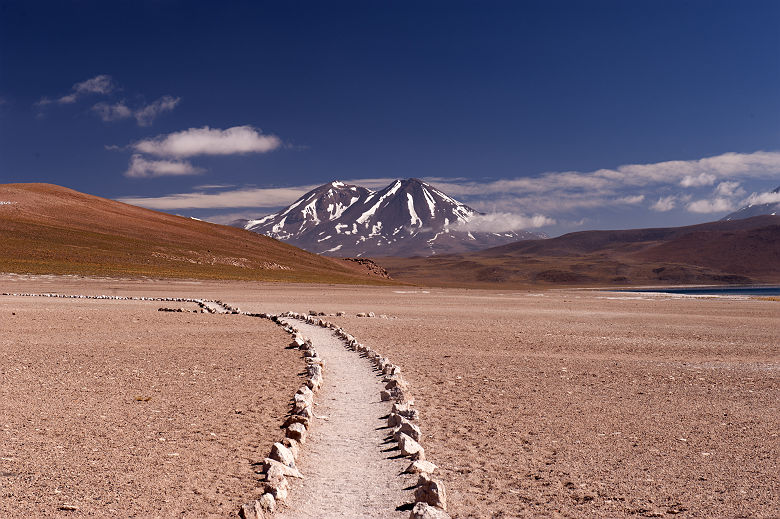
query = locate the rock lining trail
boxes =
[275,319,413,519]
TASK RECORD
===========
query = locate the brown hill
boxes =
[0,183,392,284]
[376,216,780,287]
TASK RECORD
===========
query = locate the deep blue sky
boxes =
[1,0,779,234]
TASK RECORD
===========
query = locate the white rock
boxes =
[394,420,422,442]
[270,442,296,468]
[258,493,276,513]
[405,460,437,475]
[409,502,450,519]
[398,433,425,459]
[286,422,307,443]
[415,474,447,510]
[263,458,303,478]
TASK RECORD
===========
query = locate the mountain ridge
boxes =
[376,215,780,287]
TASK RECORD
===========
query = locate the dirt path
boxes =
[275,319,413,519]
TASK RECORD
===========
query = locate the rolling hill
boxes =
[0,183,390,283]
[376,215,780,287]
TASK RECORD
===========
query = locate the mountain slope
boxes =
[376,215,780,287]
[0,183,390,283]
[237,178,545,256]
[722,186,780,220]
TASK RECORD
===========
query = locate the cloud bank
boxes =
[118,185,315,209]
[455,213,556,233]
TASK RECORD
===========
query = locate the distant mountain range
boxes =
[233,178,546,257]
[723,185,780,220]
[377,215,780,287]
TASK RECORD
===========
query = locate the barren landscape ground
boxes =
[1,274,778,518]
[0,292,301,517]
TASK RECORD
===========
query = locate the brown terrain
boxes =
[0,183,388,284]
[0,293,302,517]
[0,184,777,518]
[1,276,775,518]
[376,215,780,287]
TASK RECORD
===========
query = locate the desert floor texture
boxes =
[1,274,778,518]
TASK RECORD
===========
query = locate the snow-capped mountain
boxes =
[722,186,780,221]
[233,178,546,257]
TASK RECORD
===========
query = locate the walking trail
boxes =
[275,319,412,519]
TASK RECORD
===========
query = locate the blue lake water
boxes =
[624,286,780,296]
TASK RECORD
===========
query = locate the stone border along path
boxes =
[1,294,450,519]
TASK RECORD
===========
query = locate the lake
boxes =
[624,286,780,296]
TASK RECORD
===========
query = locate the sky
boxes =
[1,0,779,236]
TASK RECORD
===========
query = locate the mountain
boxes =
[722,186,780,220]
[235,178,546,257]
[376,215,780,287]
[0,183,390,284]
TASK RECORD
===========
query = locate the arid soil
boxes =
[1,275,777,518]
[0,295,301,517]
[238,287,780,518]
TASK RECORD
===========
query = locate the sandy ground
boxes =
[0,295,301,517]
[275,320,412,519]
[238,287,780,519]
[1,275,778,518]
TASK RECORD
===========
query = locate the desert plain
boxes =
[1,274,778,518]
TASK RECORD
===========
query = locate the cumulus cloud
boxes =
[680,172,716,187]
[615,194,645,204]
[651,195,678,212]
[92,101,133,122]
[133,125,281,158]
[454,213,556,233]
[117,185,315,209]
[92,96,180,126]
[686,198,735,214]
[37,74,116,107]
[124,154,203,178]
[427,151,780,198]
[134,95,180,126]
[715,181,745,198]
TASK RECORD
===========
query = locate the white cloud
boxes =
[133,125,281,158]
[427,151,780,197]
[124,154,203,178]
[715,181,745,198]
[743,190,780,206]
[651,195,678,212]
[72,75,115,96]
[455,213,556,233]
[193,184,236,190]
[117,185,316,209]
[615,194,645,204]
[680,173,716,187]
[92,101,133,122]
[92,95,180,126]
[37,74,116,107]
[134,95,180,126]
[686,198,735,214]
